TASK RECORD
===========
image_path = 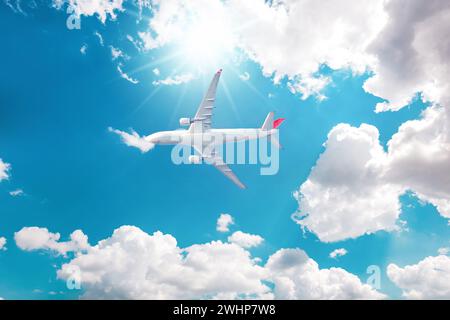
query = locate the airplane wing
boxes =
[189,69,222,132]
[192,145,246,189]
[210,156,246,189]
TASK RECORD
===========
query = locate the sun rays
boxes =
[111,2,271,127]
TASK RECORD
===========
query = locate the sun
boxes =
[176,14,236,71]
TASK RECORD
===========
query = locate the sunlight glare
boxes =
[177,14,235,71]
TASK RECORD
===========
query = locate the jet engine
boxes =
[179,118,191,126]
[188,155,202,164]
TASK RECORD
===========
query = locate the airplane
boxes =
[144,69,284,189]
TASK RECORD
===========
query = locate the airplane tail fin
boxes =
[261,112,285,148]
[261,112,274,131]
[261,112,285,130]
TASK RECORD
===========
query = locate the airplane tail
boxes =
[261,112,274,131]
[261,112,285,130]
[261,112,285,149]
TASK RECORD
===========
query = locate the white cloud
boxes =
[116,63,139,84]
[363,0,450,112]
[293,124,404,242]
[51,225,384,299]
[139,0,386,99]
[266,248,384,299]
[387,255,450,299]
[329,248,348,259]
[110,46,127,61]
[108,127,154,152]
[239,72,250,81]
[152,68,160,76]
[0,237,6,251]
[53,0,124,24]
[287,75,330,101]
[57,226,272,299]
[355,1,450,221]
[152,73,194,86]
[216,213,234,233]
[0,158,11,181]
[228,231,263,249]
[438,247,449,255]
[80,44,87,55]
[9,189,24,197]
[137,31,160,51]
[94,31,104,46]
[386,106,450,218]
[15,227,89,256]
[42,0,450,108]
[295,104,450,242]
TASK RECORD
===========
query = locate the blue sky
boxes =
[0,1,449,300]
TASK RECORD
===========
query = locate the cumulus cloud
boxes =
[386,106,450,218]
[294,124,404,242]
[216,213,234,233]
[0,158,11,181]
[329,248,348,259]
[295,105,450,242]
[15,227,89,256]
[140,0,450,108]
[52,225,383,299]
[363,0,450,112]
[387,255,450,299]
[152,73,194,86]
[57,226,271,299]
[438,247,449,255]
[0,237,6,251]
[228,231,263,249]
[266,248,384,299]
[108,127,154,152]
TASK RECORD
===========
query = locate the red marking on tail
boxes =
[273,118,285,129]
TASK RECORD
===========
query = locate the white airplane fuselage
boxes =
[145,128,277,146]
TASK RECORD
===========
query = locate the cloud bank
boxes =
[17,225,383,299]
